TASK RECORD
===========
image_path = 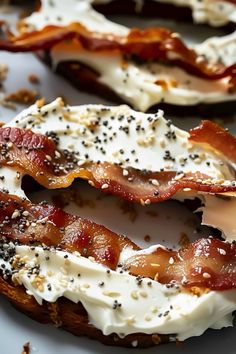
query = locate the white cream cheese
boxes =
[195,31,236,67]
[6,98,234,180]
[0,64,8,82]
[23,0,236,35]
[51,43,236,111]
[0,167,25,198]
[7,244,236,341]
[1,101,236,340]
[4,98,236,241]
[23,0,128,35]
[0,63,9,113]
[20,0,236,111]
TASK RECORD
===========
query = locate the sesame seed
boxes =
[131,340,138,347]
[77,159,86,166]
[22,211,29,217]
[151,306,158,314]
[103,291,121,297]
[82,283,90,289]
[203,272,211,279]
[11,210,20,219]
[45,155,52,162]
[174,173,185,181]
[126,317,136,325]
[151,179,159,187]
[131,290,139,300]
[140,291,148,298]
[140,199,145,206]
[144,199,151,205]
[55,151,61,159]
[218,248,226,255]
[160,138,166,148]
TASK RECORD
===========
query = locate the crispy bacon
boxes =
[190,120,236,165]
[0,192,137,269]
[0,191,236,290]
[1,13,236,85]
[0,126,236,203]
[124,238,236,290]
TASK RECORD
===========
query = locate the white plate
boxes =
[0,7,236,354]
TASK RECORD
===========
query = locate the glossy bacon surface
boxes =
[0,192,236,290]
[190,120,236,164]
[0,192,137,269]
[125,238,236,290]
[1,12,236,85]
[0,126,236,203]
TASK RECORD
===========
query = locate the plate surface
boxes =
[0,7,236,354]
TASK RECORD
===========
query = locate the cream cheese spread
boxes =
[6,98,234,179]
[51,44,236,111]
[0,167,25,198]
[21,0,236,111]
[195,31,236,67]
[1,100,236,341]
[2,243,235,341]
[23,0,128,35]
[4,98,236,240]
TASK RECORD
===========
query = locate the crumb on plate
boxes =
[28,74,40,84]
[5,88,38,105]
[21,342,30,354]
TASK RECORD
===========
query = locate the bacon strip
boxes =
[0,192,137,270]
[124,237,236,290]
[1,13,236,85]
[0,126,236,204]
[0,191,236,290]
[190,120,236,164]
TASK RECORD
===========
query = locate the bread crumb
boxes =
[5,88,38,105]
[0,98,16,110]
[0,64,8,83]
[21,342,30,354]
[28,74,40,84]
[0,64,17,109]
